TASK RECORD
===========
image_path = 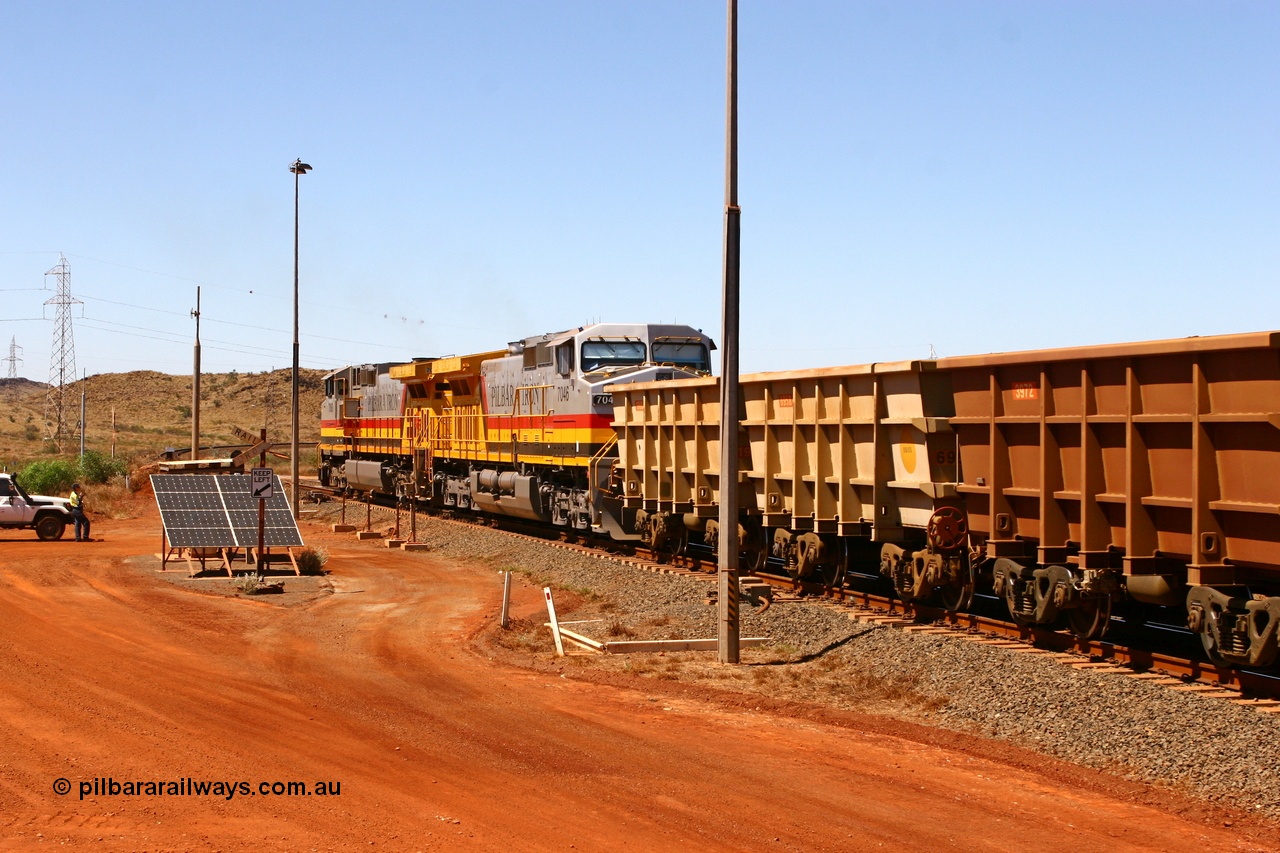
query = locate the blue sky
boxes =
[1,1,1276,379]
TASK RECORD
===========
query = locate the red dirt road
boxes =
[0,510,1269,851]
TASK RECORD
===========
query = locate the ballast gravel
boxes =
[324,503,1280,820]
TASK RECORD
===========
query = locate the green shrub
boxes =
[77,450,128,485]
[16,459,78,496]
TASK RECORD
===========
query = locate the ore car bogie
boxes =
[321,326,1280,670]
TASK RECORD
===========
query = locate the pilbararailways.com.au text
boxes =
[53,777,341,801]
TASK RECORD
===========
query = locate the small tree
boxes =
[78,450,128,485]
[16,459,78,496]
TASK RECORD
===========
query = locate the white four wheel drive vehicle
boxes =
[0,473,74,540]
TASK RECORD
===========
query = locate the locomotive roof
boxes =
[507,322,711,353]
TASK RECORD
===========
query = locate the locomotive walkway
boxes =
[0,507,1271,851]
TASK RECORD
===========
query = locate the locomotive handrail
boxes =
[588,433,619,497]
[428,407,488,458]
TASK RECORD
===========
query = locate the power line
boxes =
[78,293,418,351]
[74,318,338,367]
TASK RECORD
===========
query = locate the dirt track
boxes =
[0,509,1271,851]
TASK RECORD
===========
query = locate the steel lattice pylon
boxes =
[3,336,21,379]
[44,254,81,446]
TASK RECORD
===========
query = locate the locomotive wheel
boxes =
[1067,596,1113,639]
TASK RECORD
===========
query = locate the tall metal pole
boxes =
[79,371,86,458]
[289,158,312,518]
[191,285,201,460]
[717,0,742,664]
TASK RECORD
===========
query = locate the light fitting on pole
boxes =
[289,157,312,520]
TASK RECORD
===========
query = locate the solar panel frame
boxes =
[152,474,304,549]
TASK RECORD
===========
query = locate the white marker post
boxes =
[500,571,512,629]
[543,587,565,656]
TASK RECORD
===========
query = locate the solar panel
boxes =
[151,474,305,549]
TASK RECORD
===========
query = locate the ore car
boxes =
[612,331,1280,667]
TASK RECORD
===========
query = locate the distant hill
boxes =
[0,368,327,470]
[0,377,49,394]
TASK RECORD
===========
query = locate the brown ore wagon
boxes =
[612,330,1280,667]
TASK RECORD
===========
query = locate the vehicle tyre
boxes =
[35,514,66,541]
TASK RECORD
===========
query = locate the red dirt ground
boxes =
[0,507,1272,852]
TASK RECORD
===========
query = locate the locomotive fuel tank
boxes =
[342,459,397,494]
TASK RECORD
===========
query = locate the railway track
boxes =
[302,482,1280,709]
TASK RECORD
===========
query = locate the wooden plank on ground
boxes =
[556,628,605,654]
[603,637,771,654]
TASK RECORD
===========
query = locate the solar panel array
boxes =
[152,474,304,549]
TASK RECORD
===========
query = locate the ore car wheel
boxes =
[742,526,768,574]
[1068,596,1113,639]
[938,580,975,613]
[35,515,65,541]
[818,538,850,588]
[656,523,688,561]
[1197,609,1227,665]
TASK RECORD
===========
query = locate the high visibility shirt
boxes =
[69,491,81,509]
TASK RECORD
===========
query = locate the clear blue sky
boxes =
[1,1,1276,380]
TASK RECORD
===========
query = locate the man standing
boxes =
[68,483,90,542]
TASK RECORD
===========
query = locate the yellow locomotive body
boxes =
[318,323,715,530]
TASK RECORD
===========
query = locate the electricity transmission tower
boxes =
[44,254,81,446]
[3,337,21,379]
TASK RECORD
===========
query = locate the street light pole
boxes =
[717,0,742,664]
[191,285,200,461]
[289,158,312,519]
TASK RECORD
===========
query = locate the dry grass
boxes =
[86,480,155,520]
[493,617,551,654]
[0,369,327,471]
